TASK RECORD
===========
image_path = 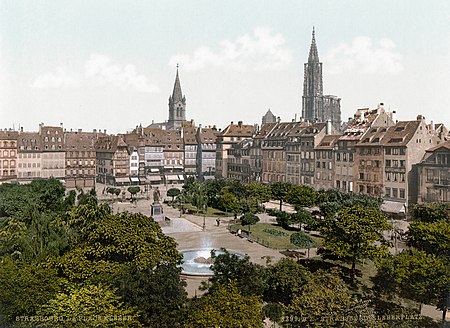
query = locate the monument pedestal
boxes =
[151,202,164,221]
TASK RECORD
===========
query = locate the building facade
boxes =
[0,130,18,183]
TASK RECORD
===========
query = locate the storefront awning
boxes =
[150,168,159,173]
[130,177,139,182]
[166,175,179,180]
[178,175,184,180]
[147,175,162,181]
[381,201,406,214]
[115,177,129,183]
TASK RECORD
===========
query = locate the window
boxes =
[336,180,341,189]
[385,187,391,197]
[385,148,391,155]
[359,172,364,180]
[392,188,398,198]
[399,189,405,199]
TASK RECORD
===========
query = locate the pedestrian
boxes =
[216,218,220,226]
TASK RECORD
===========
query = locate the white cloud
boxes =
[169,27,293,71]
[85,54,160,93]
[323,37,403,75]
[31,55,160,93]
[31,67,80,89]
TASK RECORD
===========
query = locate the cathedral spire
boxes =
[308,27,319,63]
[172,64,183,102]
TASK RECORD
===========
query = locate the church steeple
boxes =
[172,64,184,102]
[308,27,320,63]
[168,65,186,129]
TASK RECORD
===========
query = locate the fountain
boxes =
[179,248,244,276]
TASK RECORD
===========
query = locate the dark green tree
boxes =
[320,205,391,281]
[127,186,141,201]
[166,187,181,204]
[286,184,316,209]
[240,212,260,232]
[407,220,450,258]
[270,182,292,211]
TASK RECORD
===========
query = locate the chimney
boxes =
[93,129,97,133]
[231,121,234,125]
[277,117,281,123]
[378,103,385,113]
[238,121,242,128]
[104,129,106,134]
[78,128,82,133]
[326,120,332,135]
[391,111,397,123]
[430,120,435,131]
[20,127,23,132]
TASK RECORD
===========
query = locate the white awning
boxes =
[147,175,162,181]
[178,175,184,180]
[381,201,406,214]
[115,177,129,183]
[166,175,179,180]
[150,168,159,173]
[130,177,139,182]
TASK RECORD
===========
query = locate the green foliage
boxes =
[36,283,142,328]
[284,268,353,327]
[218,192,239,213]
[320,205,391,280]
[286,184,317,208]
[245,183,272,204]
[290,232,316,249]
[56,208,182,281]
[407,220,450,257]
[187,281,263,328]
[127,186,140,200]
[0,257,66,326]
[265,258,309,305]
[106,187,121,197]
[274,210,291,228]
[270,182,292,211]
[240,212,260,226]
[166,187,181,203]
[374,250,450,307]
[412,203,450,223]
[204,249,269,297]
[111,264,187,327]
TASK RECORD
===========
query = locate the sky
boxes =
[1,0,450,134]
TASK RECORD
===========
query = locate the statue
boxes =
[153,187,161,203]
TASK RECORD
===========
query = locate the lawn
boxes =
[179,204,229,217]
[230,222,323,250]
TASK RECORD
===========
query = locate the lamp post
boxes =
[202,214,206,231]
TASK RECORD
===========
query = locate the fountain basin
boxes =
[179,248,244,276]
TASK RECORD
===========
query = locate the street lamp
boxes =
[202,214,206,231]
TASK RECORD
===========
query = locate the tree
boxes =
[218,192,239,214]
[166,187,181,204]
[127,186,140,201]
[290,208,315,230]
[187,281,262,328]
[112,264,188,327]
[265,258,310,305]
[204,249,269,297]
[374,250,450,323]
[407,220,450,258]
[270,182,292,211]
[286,184,316,209]
[319,205,391,281]
[36,284,142,328]
[246,183,272,209]
[0,257,66,326]
[55,207,182,282]
[240,212,260,232]
[283,268,353,327]
[412,203,450,223]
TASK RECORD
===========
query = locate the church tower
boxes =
[302,27,323,123]
[302,28,341,129]
[168,65,186,129]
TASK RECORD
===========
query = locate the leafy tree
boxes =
[127,186,140,201]
[36,283,142,328]
[270,182,292,211]
[221,179,248,199]
[245,183,272,205]
[0,217,27,257]
[319,205,391,281]
[112,264,188,327]
[407,220,450,258]
[240,212,260,232]
[187,281,262,328]
[265,258,309,305]
[275,210,292,228]
[412,203,450,223]
[374,250,450,323]
[203,249,269,297]
[0,257,66,326]
[290,208,315,230]
[284,268,353,327]
[55,208,182,282]
[286,184,316,209]
[166,187,181,204]
[218,192,239,214]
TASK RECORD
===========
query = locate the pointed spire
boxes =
[172,65,183,102]
[308,26,319,63]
